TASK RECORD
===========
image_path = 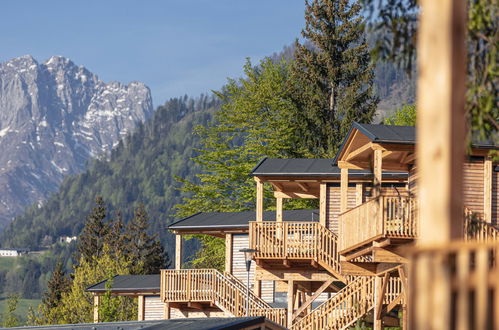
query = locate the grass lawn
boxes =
[0,297,41,324]
[0,257,17,271]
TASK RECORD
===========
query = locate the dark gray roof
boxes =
[13,317,271,330]
[353,123,416,144]
[169,209,320,230]
[250,158,407,178]
[353,122,496,148]
[86,275,159,293]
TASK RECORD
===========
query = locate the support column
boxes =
[356,183,363,206]
[373,276,382,330]
[417,0,466,244]
[340,168,349,213]
[225,234,233,273]
[256,178,264,221]
[373,149,383,197]
[484,158,492,223]
[163,302,171,319]
[175,234,183,269]
[287,280,295,326]
[93,294,100,323]
[319,183,327,226]
[138,295,145,321]
[276,197,283,222]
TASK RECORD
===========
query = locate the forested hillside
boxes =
[0,95,219,254]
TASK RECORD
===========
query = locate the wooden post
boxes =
[340,168,348,213]
[276,197,283,222]
[175,234,182,269]
[484,158,492,223]
[319,183,327,226]
[256,178,264,221]
[163,302,170,319]
[138,295,145,321]
[417,0,466,244]
[287,280,295,326]
[93,294,100,323]
[373,276,382,330]
[356,183,363,206]
[373,149,382,197]
[225,234,233,273]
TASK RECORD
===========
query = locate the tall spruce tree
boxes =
[292,0,378,157]
[126,205,170,274]
[42,261,70,310]
[77,197,110,262]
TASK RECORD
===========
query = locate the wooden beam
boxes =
[93,294,100,323]
[187,302,204,310]
[372,247,408,264]
[417,0,466,244]
[319,183,327,226]
[225,234,232,273]
[255,267,332,281]
[373,276,383,330]
[382,150,394,158]
[340,262,377,276]
[276,197,283,222]
[175,235,182,269]
[287,280,295,325]
[340,168,348,213]
[386,293,404,314]
[138,295,145,321]
[296,182,310,192]
[256,178,264,221]
[274,191,319,199]
[271,182,283,192]
[373,149,382,196]
[484,158,492,223]
[376,273,390,320]
[355,183,363,206]
[345,142,373,161]
[163,302,170,319]
[291,279,334,320]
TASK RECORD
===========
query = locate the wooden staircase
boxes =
[291,275,404,330]
[250,221,344,281]
[161,269,287,327]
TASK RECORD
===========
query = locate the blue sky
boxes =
[0,1,305,106]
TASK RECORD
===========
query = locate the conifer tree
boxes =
[77,197,110,262]
[291,0,378,157]
[126,205,170,274]
[42,261,70,310]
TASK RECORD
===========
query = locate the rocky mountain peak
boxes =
[0,55,154,227]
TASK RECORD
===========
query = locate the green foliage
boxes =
[41,260,70,318]
[53,245,135,324]
[2,294,21,327]
[291,0,378,157]
[383,105,416,126]
[0,96,218,298]
[364,0,498,142]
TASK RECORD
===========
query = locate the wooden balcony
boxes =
[161,269,287,327]
[249,221,344,280]
[339,195,418,259]
[409,241,499,329]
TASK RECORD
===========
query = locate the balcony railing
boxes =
[338,196,418,252]
[161,269,287,327]
[409,241,499,329]
[249,221,342,278]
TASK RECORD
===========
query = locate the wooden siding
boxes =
[144,295,164,320]
[233,234,274,303]
[463,157,484,215]
[326,185,356,234]
[492,163,498,226]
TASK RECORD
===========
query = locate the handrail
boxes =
[250,221,343,278]
[292,275,404,330]
[161,269,287,327]
[464,207,499,242]
[339,195,418,252]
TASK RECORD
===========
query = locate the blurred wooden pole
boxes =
[412,0,467,329]
[417,0,466,244]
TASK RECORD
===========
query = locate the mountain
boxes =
[0,95,219,251]
[0,55,153,227]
